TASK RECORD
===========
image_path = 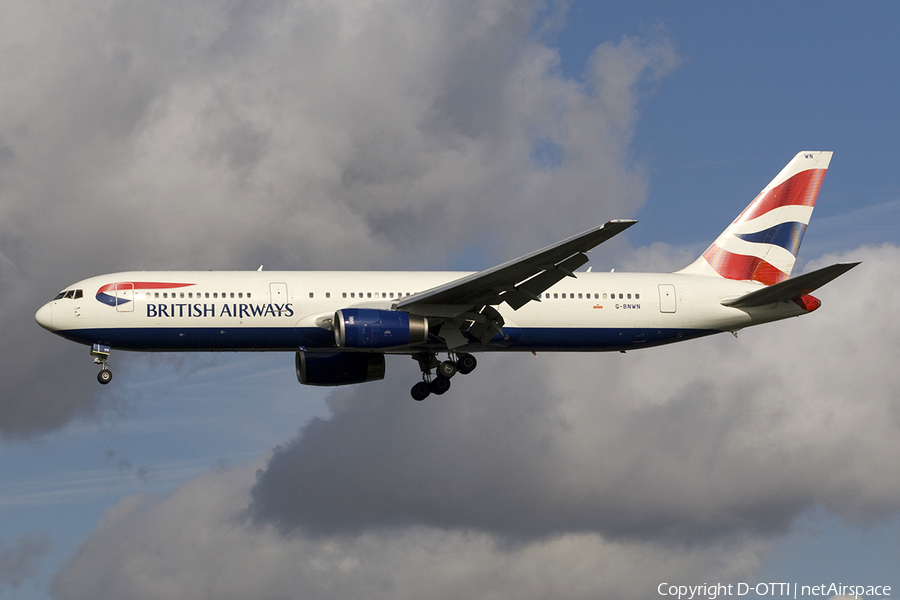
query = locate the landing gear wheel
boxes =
[457,353,477,374]
[411,381,431,401]
[97,369,113,385]
[430,376,451,395]
[438,360,457,379]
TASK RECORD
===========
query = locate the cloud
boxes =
[51,242,900,599]
[246,244,900,545]
[52,465,767,600]
[0,0,676,438]
[0,534,51,591]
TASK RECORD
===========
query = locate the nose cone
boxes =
[35,303,53,331]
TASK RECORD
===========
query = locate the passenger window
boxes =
[213,293,217,298]
[627,294,631,299]
[238,293,243,298]
[181,292,185,298]
[635,293,640,299]
[247,293,251,298]
[367,293,372,298]
[553,293,558,299]
[389,292,394,298]
[350,292,355,298]
[309,292,314,298]
[619,294,623,299]
[205,292,210,298]
[578,293,582,299]
[326,292,331,298]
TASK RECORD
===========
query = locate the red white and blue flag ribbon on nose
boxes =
[96,282,195,306]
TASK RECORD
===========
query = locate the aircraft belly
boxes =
[57,326,335,351]
[497,326,718,351]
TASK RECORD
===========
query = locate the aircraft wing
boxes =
[398,220,635,313]
[721,261,860,308]
[397,220,636,346]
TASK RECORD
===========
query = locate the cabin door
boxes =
[658,284,676,313]
[115,282,134,312]
[269,282,288,304]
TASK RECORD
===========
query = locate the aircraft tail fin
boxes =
[678,151,833,284]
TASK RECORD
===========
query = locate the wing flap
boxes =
[503,252,589,310]
[722,262,860,308]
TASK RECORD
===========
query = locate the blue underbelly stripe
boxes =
[57,326,719,352]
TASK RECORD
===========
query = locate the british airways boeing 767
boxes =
[36,151,858,400]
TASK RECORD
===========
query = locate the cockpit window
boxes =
[54,289,84,300]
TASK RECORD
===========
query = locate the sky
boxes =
[2,1,900,598]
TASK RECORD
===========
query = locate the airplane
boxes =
[36,151,858,401]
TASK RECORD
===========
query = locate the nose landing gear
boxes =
[92,343,113,385]
[410,352,477,401]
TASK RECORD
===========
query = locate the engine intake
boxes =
[333,309,428,349]
[296,351,385,386]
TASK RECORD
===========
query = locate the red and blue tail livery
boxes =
[36,151,858,401]
[680,151,831,284]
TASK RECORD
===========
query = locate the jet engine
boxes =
[333,308,429,349]
[295,351,385,386]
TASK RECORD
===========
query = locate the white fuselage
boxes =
[36,270,811,354]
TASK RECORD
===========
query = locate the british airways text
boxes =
[146,303,295,318]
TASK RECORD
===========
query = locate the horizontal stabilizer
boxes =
[722,262,860,308]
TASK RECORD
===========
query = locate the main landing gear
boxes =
[410,352,477,401]
[91,343,113,385]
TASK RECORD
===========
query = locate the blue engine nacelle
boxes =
[333,309,429,349]
[296,351,386,386]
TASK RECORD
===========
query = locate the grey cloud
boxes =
[53,466,767,600]
[1,0,670,437]
[51,244,899,599]
[0,534,51,591]
[248,245,900,544]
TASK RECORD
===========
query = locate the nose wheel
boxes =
[410,352,477,401]
[97,367,113,385]
[91,343,113,385]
